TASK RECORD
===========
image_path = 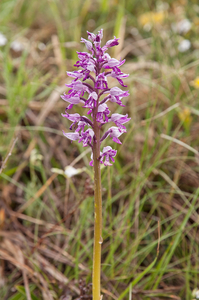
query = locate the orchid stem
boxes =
[92,123,102,300]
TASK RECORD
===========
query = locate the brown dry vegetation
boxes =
[1,0,199,299]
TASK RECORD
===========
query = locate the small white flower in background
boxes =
[38,42,46,51]
[64,166,83,178]
[156,2,169,12]
[172,19,192,34]
[192,288,199,299]
[51,165,86,178]
[178,39,191,52]
[30,149,43,165]
[11,40,24,52]
[130,27,139,36]
[143,23,152,32]
[0,32,7,46]
[193,5,199,14]
[179,19,192,34]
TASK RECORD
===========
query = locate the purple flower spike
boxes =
[83,92,98,109]
[62,112,81,122]
[100,146,117,166]
[61,29,130,166]
[103,58,122,69]
[94,29,103,47]
[61,112,81,130]
[96,104,110,124]
[108,126,126,144]
[103,37,119,50]
[90,146,117,167]
[61,92,82,105]
[67,70,85,80]
[106,69,129,87]
[110,113,131,129]
[66,80,88,93]
[95,73,108,89]
[76,120,87,133]
[87,31,96,42]
[63,131,80,141]
[79,128,94,147]
[81,38,93,52]
[108,87,129,106]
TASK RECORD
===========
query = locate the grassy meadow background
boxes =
[1,0,199,299]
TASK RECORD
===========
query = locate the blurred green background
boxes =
[1,0,199,299]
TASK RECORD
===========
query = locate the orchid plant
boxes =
[61,29,130,300]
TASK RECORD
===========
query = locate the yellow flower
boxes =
[190,76,199,89]
[193,17,199,26]
[178,108,192,130]
[138,11,167,27]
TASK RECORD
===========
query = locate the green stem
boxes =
[92,118,102,300]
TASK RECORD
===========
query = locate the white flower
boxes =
[157,2,169,12]
[172,19,192,34]
[143,23,152,32]
[38,42,46,51]
[51,166,85,178]
[30,149,43,165]
[192,288,199,299]
[0,32,7,46]
[196,290,199,299]
[178,39,191,52]
[11,40,24,52]
[64,166,83,178]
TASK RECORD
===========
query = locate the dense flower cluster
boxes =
[62,29,130,166]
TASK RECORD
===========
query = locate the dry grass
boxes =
[1,0,199,299]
